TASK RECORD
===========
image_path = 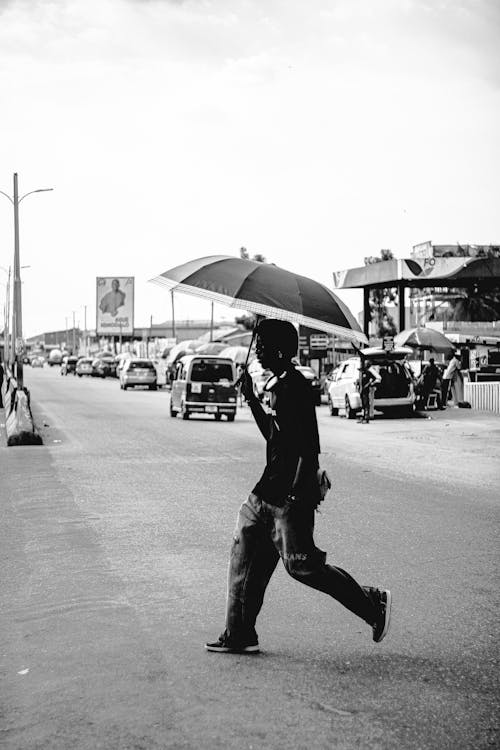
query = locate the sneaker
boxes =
[372,589,392,643]
[205,633,260,654]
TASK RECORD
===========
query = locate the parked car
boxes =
[170,355,237,420]
[30,356,45,368]
[91,355,116,378]
[48,348,63,366]
[76,357,94,377]
[61,355,79,375]
[247,359,272,401]
[296,365,322,406]
[327,347,416,419]
[119,358,158,390]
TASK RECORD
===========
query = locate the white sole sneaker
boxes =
[205,642,260,654]
[373,589,392,643]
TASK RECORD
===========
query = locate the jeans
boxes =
[225,493,377,643]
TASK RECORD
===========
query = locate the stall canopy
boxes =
[332,257,500,336]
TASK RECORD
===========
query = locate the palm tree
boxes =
[448,286,500,322]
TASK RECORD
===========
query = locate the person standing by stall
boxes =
[441,351,462,408]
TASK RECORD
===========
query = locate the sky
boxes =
[0,0,499,337]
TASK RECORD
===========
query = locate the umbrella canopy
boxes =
[219,345,253,364]
[394,327,455,354]
[219,330,255,347]
[194,341,228,354]
[165,340,199,365]
[151,255,367,345]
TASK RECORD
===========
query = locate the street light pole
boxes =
[84,305,88,356]
[13,174,21,374]
[0,173,53,387]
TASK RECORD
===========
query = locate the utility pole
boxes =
[12,173,23,385]
[0,173,53,385]
[171,290,176,340]
[72,310,76,354]
[84,305,87,355]
[65,316,68,351]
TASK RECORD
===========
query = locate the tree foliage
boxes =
[363,249,398,337]
[236,248,268,328]
[239,247,266,263]
[448,286,500,322]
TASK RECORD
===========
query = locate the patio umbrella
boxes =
[219,345,253,364]
[194,341,228,354]
[150,255,367,345]
[394,327,455,355]
[165,340,199,365]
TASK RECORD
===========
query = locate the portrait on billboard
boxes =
[96,277,134,335]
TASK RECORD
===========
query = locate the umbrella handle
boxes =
[244,324,258,368]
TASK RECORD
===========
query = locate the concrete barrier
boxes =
[464,381,500,415]
[1,371,43,446]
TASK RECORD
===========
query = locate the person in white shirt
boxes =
[441,351,462,407]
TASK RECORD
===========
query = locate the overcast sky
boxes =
[0,0,499,337]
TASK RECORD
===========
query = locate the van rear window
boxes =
[191,362,233,382]
[129,361,155,370]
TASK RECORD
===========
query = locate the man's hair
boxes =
[255,319,298,359]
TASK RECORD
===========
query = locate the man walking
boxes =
[205,318,391,654]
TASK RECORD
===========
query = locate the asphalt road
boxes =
[1,367,499,749]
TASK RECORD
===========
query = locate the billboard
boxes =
[96,277,134,335]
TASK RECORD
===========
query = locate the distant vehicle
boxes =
[170,355,237,421]
[48,348,63,366]
[30,356,45,368]
[76,357,94,377]
[119,358,158,390]
[327,347,416,419]
[91,354,116,378]
[61,355,79,375]
[296,365,322,406]
[29,351,45,364]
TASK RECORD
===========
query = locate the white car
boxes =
[327,347,416,419]
[247,359,272,400]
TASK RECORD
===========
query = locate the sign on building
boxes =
[383,336,394,352]
[96,277,134,336]
[310,334,329,350]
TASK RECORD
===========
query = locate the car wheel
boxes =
[78,374,82,378]
[149,385,157,391]
[123,384,128,390]
[215,413,222,421]
[328,396,338,416]
[181,401,189,420]
[227,414,235,422]
[345,396,356,419]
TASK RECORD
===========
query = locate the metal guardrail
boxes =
[464,382,500,415]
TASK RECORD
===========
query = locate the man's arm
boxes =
[243,370,270,439]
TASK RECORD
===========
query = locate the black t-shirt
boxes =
[252,366,320,505]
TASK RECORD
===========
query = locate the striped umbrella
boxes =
[150,255,367,345]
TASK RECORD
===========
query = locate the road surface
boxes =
[1,367,499,749]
